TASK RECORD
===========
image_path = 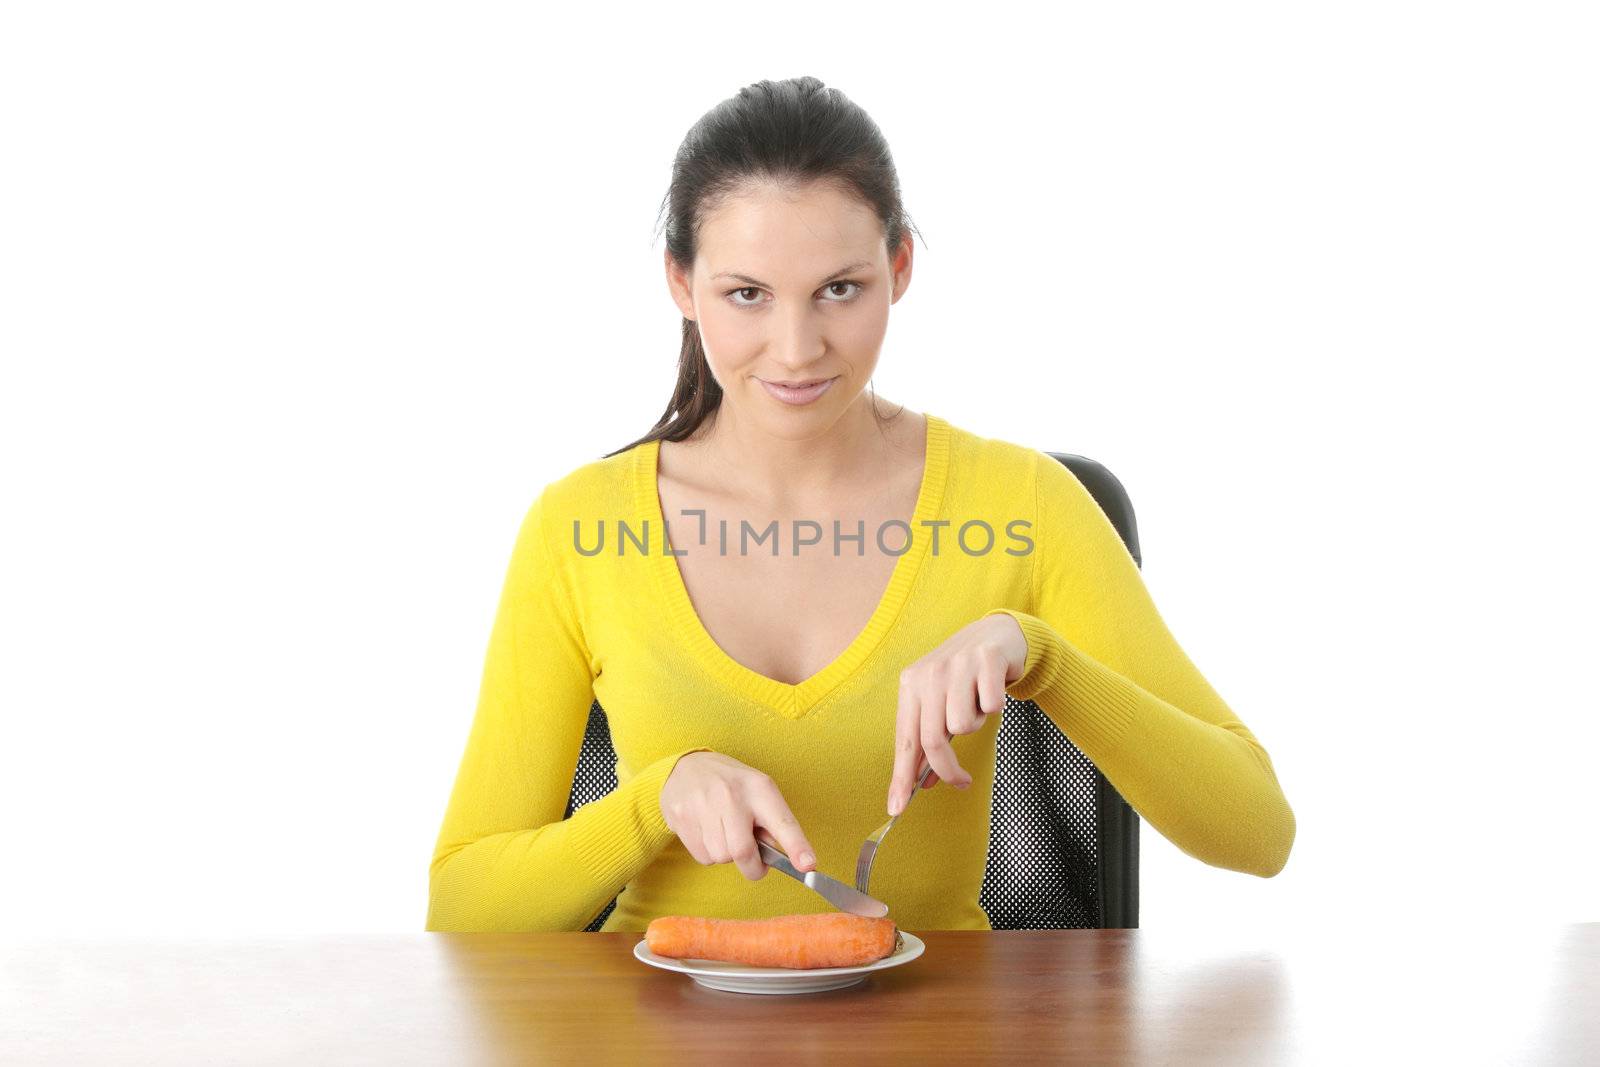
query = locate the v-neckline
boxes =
[632,412,952,719]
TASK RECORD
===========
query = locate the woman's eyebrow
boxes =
[711,260,872,288]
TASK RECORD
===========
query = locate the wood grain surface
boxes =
[2,925,1594,1064]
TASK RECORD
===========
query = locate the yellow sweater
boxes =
[426,413,1295,933]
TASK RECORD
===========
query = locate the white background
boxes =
[2,3,1595,939]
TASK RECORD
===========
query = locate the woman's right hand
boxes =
[659,751,818,882]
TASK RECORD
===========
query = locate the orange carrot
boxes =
[645,912,898,969]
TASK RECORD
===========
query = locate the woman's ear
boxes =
[664,250,697,321]
[889,234,914,304]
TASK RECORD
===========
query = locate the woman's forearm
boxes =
[427,745,711,931]
[985,608,1295,879]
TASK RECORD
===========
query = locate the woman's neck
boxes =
[685,395,915,509]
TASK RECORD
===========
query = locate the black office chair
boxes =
[565,451,1142,931]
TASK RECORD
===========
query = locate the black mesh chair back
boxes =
[564,451,1142,930]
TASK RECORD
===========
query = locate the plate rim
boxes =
[633,930,925,979]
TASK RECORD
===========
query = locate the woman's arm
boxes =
[983,450,1295,878]
[426,488,709,931]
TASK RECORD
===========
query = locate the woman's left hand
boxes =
[887,612,1028,816]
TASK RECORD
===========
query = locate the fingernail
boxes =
[888,793,903,816]
[797,852,815,867]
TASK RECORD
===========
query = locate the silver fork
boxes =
[855,731,953,895]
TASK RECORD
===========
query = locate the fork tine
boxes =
[856,756,944,894]
[856,837,879,894]
[855,822,886,894]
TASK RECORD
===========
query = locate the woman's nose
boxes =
[771,306,827,368]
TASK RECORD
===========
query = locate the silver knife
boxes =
[757,842,890,919]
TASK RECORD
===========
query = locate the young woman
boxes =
[426,76,1295,934]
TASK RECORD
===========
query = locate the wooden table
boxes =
[3,924,1594,1064]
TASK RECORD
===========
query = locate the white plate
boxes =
[633,929,924,994]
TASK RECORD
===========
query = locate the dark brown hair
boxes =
[603,76,923,459]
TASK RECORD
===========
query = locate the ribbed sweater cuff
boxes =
[983,608,1140,756]
[568,745,713,889]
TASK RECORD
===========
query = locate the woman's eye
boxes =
[725,281,863,308]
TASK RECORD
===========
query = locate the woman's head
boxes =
[605,76,921,458]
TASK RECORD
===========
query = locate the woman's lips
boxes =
[759,376,837,406]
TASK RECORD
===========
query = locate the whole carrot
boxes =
[645,912,898,969]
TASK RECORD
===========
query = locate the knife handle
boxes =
[755,841,804,882]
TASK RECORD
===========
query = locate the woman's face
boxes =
[666,178,913,439]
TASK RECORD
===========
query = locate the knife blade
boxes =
[756,842,890,919]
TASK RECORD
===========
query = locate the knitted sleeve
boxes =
[982,450,1296,877]
[426,487,710,931]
